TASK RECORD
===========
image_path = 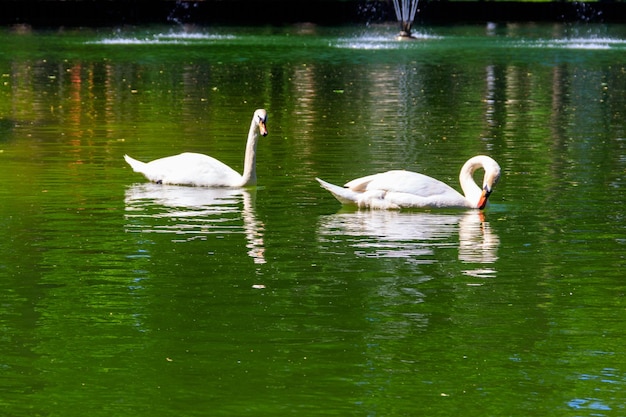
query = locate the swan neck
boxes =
[240,120,259,186]
[459,158,483,208]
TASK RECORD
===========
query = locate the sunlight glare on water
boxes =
[91,30,236,45]
[335,31,442,50]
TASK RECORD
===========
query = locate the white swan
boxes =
[124,109,268,187]
[316,155,501,210]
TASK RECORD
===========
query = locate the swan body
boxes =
[124,109,268,187]
[316,155,501,210]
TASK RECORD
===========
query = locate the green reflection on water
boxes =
[0,23,625,416]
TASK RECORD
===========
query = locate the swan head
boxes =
[254,109,268,137]
[476,158,501,209]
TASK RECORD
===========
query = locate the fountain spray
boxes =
[392,0,419,39]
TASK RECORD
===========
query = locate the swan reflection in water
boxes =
[318,210,499,278]
[124,183,265,264]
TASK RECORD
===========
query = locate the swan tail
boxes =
[124,154,147,173]
[317,177,402,209]
[316,177,361,205]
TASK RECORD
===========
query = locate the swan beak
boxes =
[259,120,268,137]
[477,186,492,210]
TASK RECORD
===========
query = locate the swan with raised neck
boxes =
[124,109,268,187]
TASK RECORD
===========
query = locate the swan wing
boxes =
[377,190,470,209]
[344,170,470,209]
[128,152,243,187]
[343,173,386,192]
[346,170,453,196]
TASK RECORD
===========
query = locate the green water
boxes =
[1,23,625,416]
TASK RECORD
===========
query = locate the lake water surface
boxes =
[1,23,625,416]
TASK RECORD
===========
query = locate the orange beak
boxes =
[259,120,268,137]
[477,187,491,210]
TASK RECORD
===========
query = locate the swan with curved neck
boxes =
[124,109,268,187]
[316,155,501,210]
